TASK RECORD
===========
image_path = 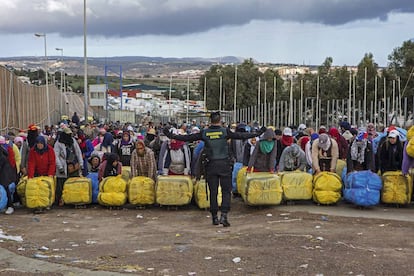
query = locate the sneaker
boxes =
[5,207,14,215]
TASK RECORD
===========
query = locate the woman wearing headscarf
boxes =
[278,143,307,172]
[159,137,191,176]
[54,127,83,206]
[0,141,16,215]
[247,128,277,173]
[328,127,348,160]
[130,140,157,181]
[76,130,94,176]
[378,129,403,174]
[27,136,56,178]
[243,137,257,166]
[311,133,339,174]
[116,131,135,166]
[98,152,122,181]
[346,131,374,173]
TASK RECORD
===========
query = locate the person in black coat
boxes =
[0,143,16,214]
[378,130,403,174]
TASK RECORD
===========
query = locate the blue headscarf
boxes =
[34,135,48,154]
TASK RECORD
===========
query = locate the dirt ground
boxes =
[1,198,414,276]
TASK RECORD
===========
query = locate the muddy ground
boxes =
[1,198,414,275]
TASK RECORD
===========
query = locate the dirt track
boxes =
[1,199,414,275]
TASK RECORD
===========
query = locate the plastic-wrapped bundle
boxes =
[343,170,382,206]
[155,175,193,206]
[381,171,412,205]
[279,171,313,200]
[128,176,155,205]
[24,176,56,208]
[62,177,92,205]
[312,172,342,204]
[242,172,282,206]
[98,175,127,206]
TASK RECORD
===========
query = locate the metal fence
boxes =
[0,65,62,134]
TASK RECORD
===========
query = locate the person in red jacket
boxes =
[28,136,56,178]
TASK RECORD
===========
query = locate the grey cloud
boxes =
[1,0,413,37]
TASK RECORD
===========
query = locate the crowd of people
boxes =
[0,111,413,227]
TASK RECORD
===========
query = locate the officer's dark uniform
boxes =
[164,113,263,227]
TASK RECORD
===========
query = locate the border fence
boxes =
[0,65,62,133]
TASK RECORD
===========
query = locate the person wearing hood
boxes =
[130,140,157,181]
[27,136,56,178]
[159,136,191,176]
[98,152,122,181]
[278,143,307,172]
[247,128,277,173]
[87,154,101,174]
[116,131,135,166]
[54,127,83,206]
[243,137,257,166]
[378,129,403,174]
[144,128,157,147]
[76,130,94,176]
[0,139,16,215]
[346,131,374,173]
[328,127,348,160]
[311,133,339,174]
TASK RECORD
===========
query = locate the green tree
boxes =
[388,40,414,97]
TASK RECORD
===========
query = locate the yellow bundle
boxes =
[312,172,342,204]
[243,172,282,206]
[194,179,222,209]
[98,175,127,206]
[381,171,412,204]
[279,171,313,200]
[156,175,193,206]
[62,177,92,205]
[24,176,56,208]
[128,176,155,205]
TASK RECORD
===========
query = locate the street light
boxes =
[56,48,64,117]
[35,33,51,126]
[83,0,88,122]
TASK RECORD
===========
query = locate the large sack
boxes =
[236,166,248,197]
[343,170,382,206]
[62,177,92,205]
[194,179,222,209]
[86,172,99,203]
[16,177,28,206]
[243,172,282,206]
[232,162,243,193]
[279,171,313,200]
[25,176,55,209]
[313,172,342,204]
[0,185,7,210]
[128,176,155,205]
[381,171,412,205]
[98,176,127,206]
[156,175,193,206]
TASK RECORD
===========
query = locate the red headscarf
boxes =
[281,135,293,147]
[328,127,340,141]
[169,139,185,150]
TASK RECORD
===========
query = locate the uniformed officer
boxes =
[164,112,265,227]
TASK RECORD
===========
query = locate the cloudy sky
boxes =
[1,0,413,66]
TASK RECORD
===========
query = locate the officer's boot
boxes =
[212,212,219,225]
[220,212,230,227]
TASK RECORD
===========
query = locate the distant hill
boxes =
[0,55,246,77]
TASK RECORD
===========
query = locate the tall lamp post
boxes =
[35,33,50,126]
[55,48,64,118]
[83,0,88,122]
